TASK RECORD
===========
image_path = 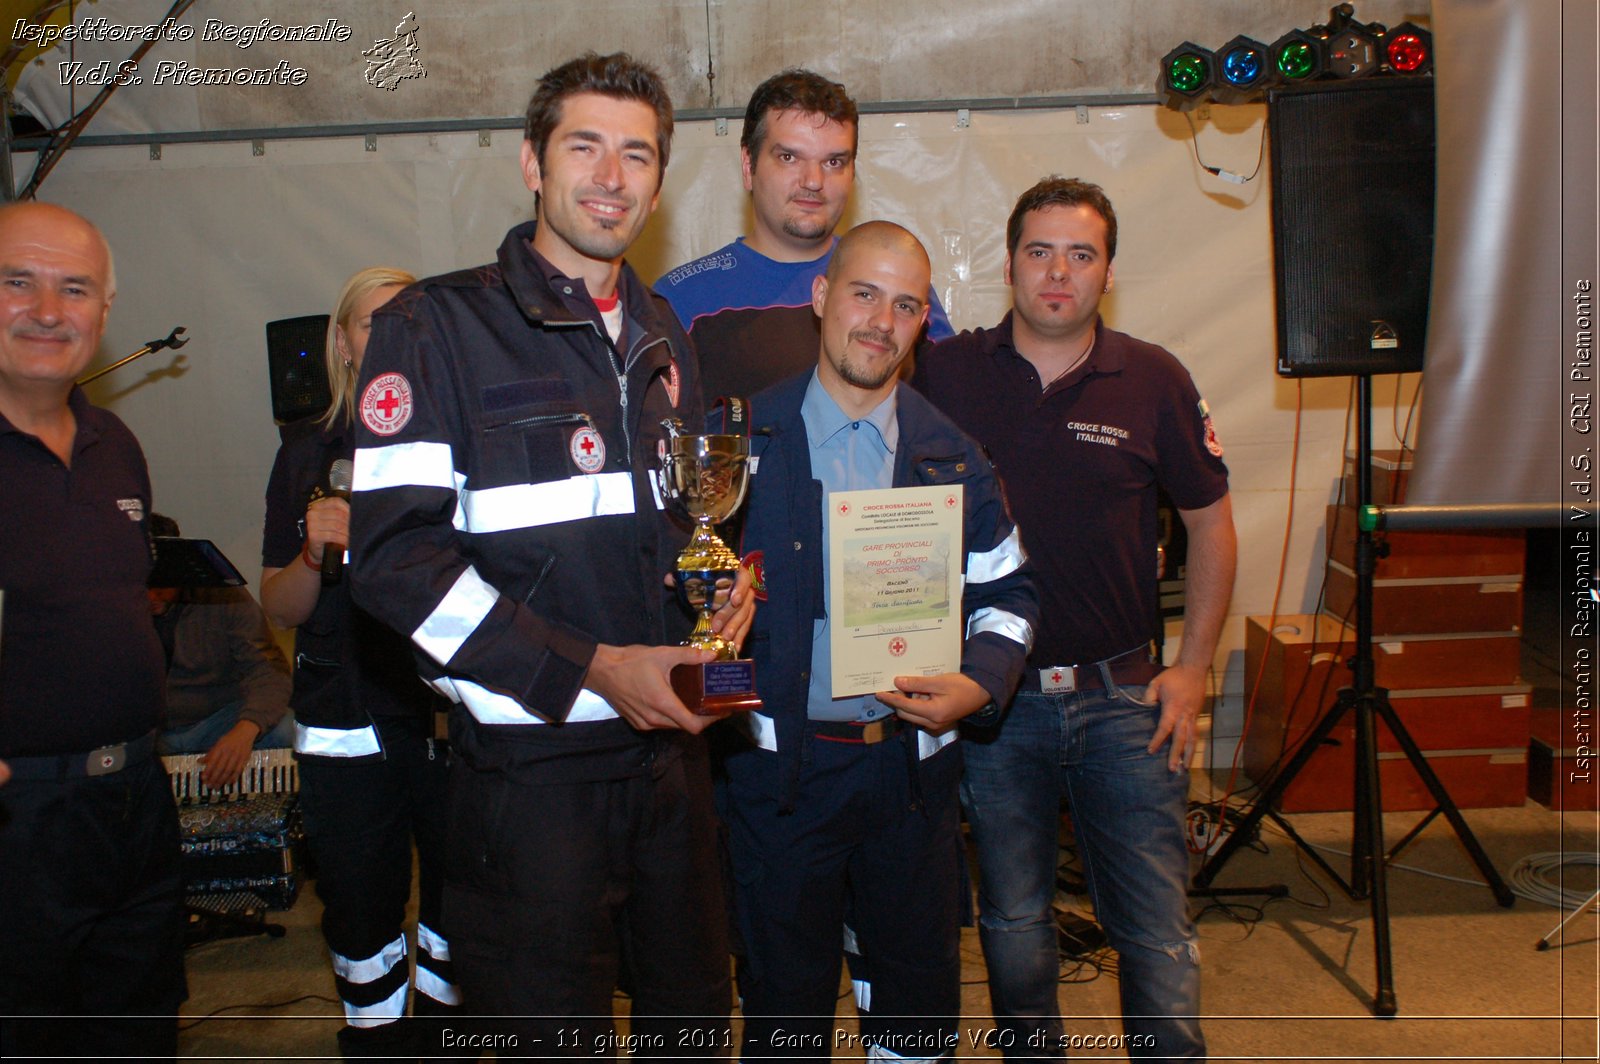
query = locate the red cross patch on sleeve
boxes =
[1198,398,1224,458]
[361,372,414,436]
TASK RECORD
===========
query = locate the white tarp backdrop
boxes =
[10,0,1465,761]
[25,102,1419,758]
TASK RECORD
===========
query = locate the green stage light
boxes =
[1159,42,1216,109]
[1270,30,1327,83]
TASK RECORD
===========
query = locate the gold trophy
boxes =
[660,419,762,715]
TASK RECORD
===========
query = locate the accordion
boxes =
[165,748,304,913]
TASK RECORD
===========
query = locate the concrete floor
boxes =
[174,794,1600,1062]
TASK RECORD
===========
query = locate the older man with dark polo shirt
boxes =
[914,178,1236,1062]
[0,202,186,1059]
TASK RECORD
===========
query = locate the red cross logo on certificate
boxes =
[360,372,413,436]
[945,494,958,509]
[1051,670,1063,684]
[888,636,907,657]
[838,501,850,516]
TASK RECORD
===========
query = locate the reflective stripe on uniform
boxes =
[331,934,407,986]
[415,922,461,1006]
[353,441,457,491]
[455,472,635,533]
[412,566,498,666]
[430,676,620,725]
[294,721,381,758]
[415,965,462,1006]
[744,710,779,752]
[344,983,409,1027]
[742,711,955,760]
[416,922,450,962]
[966,525,1026,583]
[966,606,1034,652]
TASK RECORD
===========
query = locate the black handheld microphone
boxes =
[321,459,353,585]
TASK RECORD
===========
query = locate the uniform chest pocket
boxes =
[913,455,976,488]
[477,404,597,484]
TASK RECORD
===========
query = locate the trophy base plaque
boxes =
[672,659,762,717]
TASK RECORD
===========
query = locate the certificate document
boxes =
[828,485,964,697]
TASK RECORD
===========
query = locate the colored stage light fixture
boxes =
[1325,20,1381,77]
[1214,35,1269,102]
[1159,42,1215,109]
[1270,30,1326,84]
[1381,22,1433,75]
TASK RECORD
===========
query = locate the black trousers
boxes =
[297,715,458,1054]
[0,757,186,1060]
[726,732,965,1062]
[441,737,732,1060]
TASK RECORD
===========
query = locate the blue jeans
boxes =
[961,682,1204,1062]
[156,699,295,756]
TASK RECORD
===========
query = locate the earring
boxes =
[342,358,352,368]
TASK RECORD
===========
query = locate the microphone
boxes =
[321,459,353,585]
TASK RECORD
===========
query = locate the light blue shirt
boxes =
[802,371,899,722]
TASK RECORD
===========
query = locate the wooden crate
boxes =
[1265,746,1527,813]
[1243,615,1530,812]
[1244,614,1522,693]
[1325,504,1526,580]
[1341,448,1414,505]
[1528,708,1600,811]
[1324,559,1524,635]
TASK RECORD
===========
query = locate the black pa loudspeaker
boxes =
[1269,80,1436,377]
[266,314,332,423]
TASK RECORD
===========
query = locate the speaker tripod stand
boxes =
[1193,374,1514,1015]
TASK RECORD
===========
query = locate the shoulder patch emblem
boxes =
[361,372,414,436]
[1198,398,1224,458]
[570,427,606,473]
[664,360,681,408]
[742,550,767,602]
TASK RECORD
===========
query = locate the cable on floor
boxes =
[1506,852,1600,910]
[178,992,338,1030]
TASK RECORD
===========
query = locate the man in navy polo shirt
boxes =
[0,202,186,1058]
[914,178,1236,1061]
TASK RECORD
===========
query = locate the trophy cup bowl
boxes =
[660,427,762,715]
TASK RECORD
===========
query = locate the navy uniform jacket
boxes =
[348,221,702,779]
[726,372,1038,803]
[263,419,444,760]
